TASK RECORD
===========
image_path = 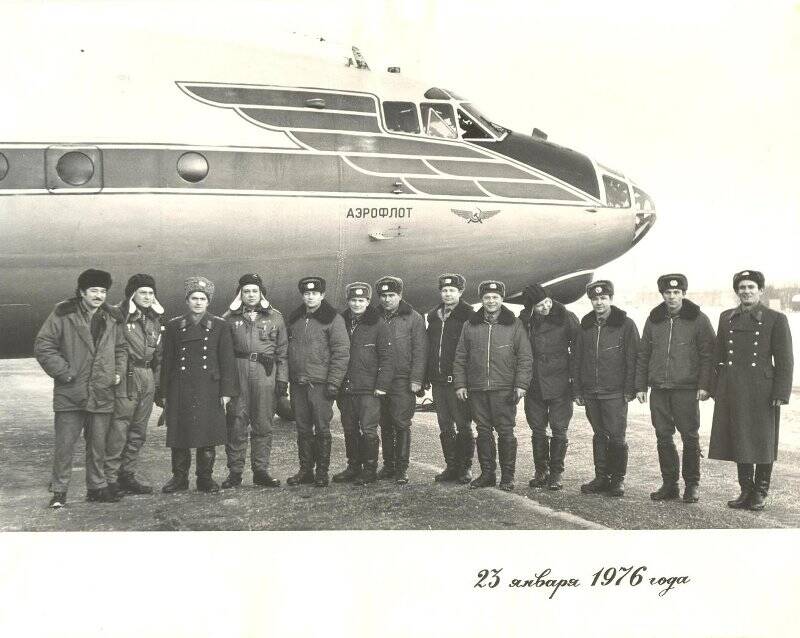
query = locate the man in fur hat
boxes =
[221,273,287,489]
[709,270,793,511]
[375,275,427,485]
[520,283,580,491]
[105,273,165,496]
[34,268,126,508]
[286,277,350,488]
[453,280,532,491]
[635,274,715,503]
[575,280,640,497]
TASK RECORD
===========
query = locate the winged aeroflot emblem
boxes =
[451,207,502,223]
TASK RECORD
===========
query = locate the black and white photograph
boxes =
[1,1,799,636]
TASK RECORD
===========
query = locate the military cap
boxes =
[586,280,614,298]
[438,273,466,291]
[733,269,764,291]
[238,273,266,296]
[376,276,403,295]
[185,276,214,300]
[657,273,687,293]
[522,283,548,306]
[346,282,372,300]
[125,273,156,299]
[478,280,506,298]
[298,276,325,293]
[78,268,112,291]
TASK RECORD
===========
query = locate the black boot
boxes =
[394,429,410,485]
[498,436,518,491]
[196,447,220,493]
[608,444,628,497]
[106,482,125,500]
[435,432,459,482]
[581,438,610,494]
[118,471,153,495]
[749,463,773,511]
[528,435,550,488]
[650,442,680,500]
[162,448,190,493]
[333,429,362,483]
[355,435,380,486]
[221,472,242,489]
[252,471,280,487]
[378,420,396,479]
[548,438,568,490]
[287,435,316,485]
[727,463,754,509]
[86,487,121,503]
[470,433,497,489]
[457,431,475,484]
[681,441,701,503]
[314,433,332,487]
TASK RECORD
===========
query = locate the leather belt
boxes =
[235,352,260,362]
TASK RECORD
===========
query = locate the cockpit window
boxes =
[633,186,654,211]
[461,104,506,138]
[383,101,421,134]
[603,175,631,208]
[421,103,458,139]
[457,108,493,140]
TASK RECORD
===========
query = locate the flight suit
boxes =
[224,304,288,478]
[105,305,162,491]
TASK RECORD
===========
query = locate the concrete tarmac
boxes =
[2,359,799,531]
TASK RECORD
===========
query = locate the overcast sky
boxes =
[8,0,799,291]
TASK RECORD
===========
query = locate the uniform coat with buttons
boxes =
[160,313,239,449]
[709,303,793,463]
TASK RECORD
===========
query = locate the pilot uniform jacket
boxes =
[453,305,533,392]
[341,306,394,394]
[287,300,350,388]
[634,299,716,392]
[519,300,579,401]
[382,299,427,392]
[116,304,162,398]
[160,313,239,449]
[575,306,639,399]
[709,303,793,463]
[34,299,126,413]
[425,300,473,385]
[224,304,289,384]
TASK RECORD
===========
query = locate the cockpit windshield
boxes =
[460,103,507,139]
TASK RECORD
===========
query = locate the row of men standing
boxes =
[34,267,792,513]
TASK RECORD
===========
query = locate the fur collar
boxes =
[55,298,122,322]
[342,305,380,326]
[581,305,627,329]
[426,300,473,324]
[288,299,338,325]
[467,304,516,326]
[520,299,567,327]
[648,299,700,323]
[224,303,278,320]
[383,298,416,318]
[177,312,217,330]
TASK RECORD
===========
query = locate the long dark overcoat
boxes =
[709,303,793,463]
[160,312,239,448]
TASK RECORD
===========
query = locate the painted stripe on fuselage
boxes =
[479,181,583,201]
[405,177,486,197]
[427,158,537,180]
[240,108,381,133]
[347,156,436,176]
[292,131,486,158]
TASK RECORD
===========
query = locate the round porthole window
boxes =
[56,151,94,186]
[0,153,8,181]
[177,152,209,183]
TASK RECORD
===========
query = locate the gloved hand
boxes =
[275,381,288,397]
[154,395,165,408]
[324,384,339,400]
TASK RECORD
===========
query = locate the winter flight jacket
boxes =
[287,300,350,388]
[634,299,716,392]
[453,305,533,392]
[341,305,394,394]
[34,298,126,413]
[425,300,473,384]
[381,299,427,390]
[575,306,640,399]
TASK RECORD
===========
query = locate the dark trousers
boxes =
[226,371,276,474]
[469,389,517,474]
[170,446,216,478]
[432,383,473,439]
[51,410,112,492]
[291,383,333,437]
[524,392,573,440]
[584,396,627,447]
[338,393,381,464]
[379,389,415,470]
[649,389,700,445]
